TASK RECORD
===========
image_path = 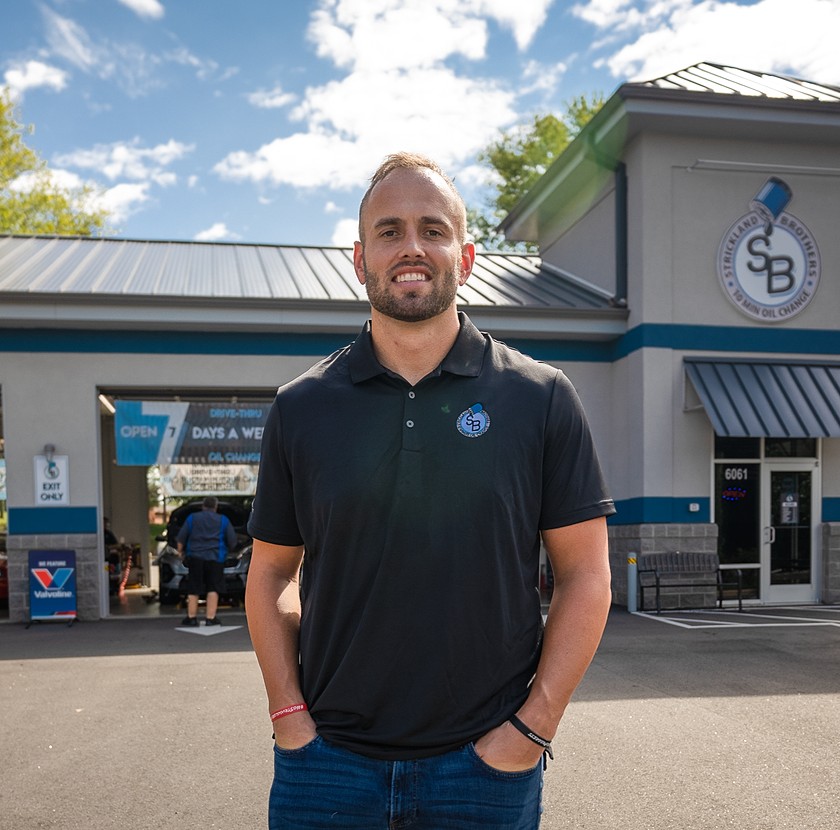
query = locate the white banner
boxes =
[159,464,258,497]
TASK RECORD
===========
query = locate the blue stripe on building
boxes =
[8,506,99,535]
[610,497,840,524]
[608,497,711,525]
[823,498,840,522]
[3,324,840,361]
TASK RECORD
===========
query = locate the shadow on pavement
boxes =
[0,613,254,660]
[572,608,840,702]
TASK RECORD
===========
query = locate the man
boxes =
[176,495,237,626]
[246,153,615,829]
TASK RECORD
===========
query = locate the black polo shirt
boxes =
[249,313,614,760]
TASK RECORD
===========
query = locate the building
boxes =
[499,62,840,608]
[1,62,839,622]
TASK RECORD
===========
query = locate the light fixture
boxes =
[98,394,116,414]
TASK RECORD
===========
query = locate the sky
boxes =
[2,0,839,248]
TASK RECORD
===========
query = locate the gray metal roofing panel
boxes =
[255,245,304,299]
[0,236,54,290]
[40,237,110,292]
[130,243,170,294]
[468,253,610,309]
[174,241,240,297]
[0,235,615,312]
[5,236,81,292]
[319,247,368,301]
[685,359,840,438]
[232,245,272,299]
[97,240,147,293]
[470,256,557,308]
[298,247,362,301]
[639,63,840,103]
[208,243,242,296]
[154,243,191,295]
[278,247,331,300]
[69,239,126,292]
[471,255,543,307]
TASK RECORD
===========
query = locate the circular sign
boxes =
[717,210,820,322]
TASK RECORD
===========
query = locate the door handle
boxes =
[764,526,776,544]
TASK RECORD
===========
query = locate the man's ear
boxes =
[459,242,476,286]
[353,241,366,285]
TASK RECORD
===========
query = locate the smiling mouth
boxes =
[393,272,430,283]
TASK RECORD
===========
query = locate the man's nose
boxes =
[399,229,425,257]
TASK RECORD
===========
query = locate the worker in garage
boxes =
[177,496,237,626]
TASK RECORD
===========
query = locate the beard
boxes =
[361,258,460,323]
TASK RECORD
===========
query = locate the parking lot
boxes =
[634,604,840,629]
[1,607,838,829]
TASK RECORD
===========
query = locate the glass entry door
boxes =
[762,464,817,603]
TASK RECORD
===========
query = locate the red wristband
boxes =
[270,703,308,722]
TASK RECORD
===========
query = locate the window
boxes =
[715,437,759,459]
[764,439,817,458]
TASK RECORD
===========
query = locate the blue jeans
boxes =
[268,736,543,829]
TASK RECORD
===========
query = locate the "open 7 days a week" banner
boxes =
[114,401,268,466]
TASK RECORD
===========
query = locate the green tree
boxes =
[468,94,605,251]
[0,88,108,235]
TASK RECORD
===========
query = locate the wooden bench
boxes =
[637,551,743,614]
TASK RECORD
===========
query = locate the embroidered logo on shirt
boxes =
[456,403,490,438]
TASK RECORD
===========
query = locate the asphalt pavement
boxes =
[1,607,838,830]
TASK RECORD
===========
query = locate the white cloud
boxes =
[116,0,166,20]
[195,222,240,242]
[571,0,645,30]
[216,68,516,190]
[3,60,68,98]
[474,0,557,50]
[247,85,297,109]
[330,218,359,247]
[8,167,146,225]
[576,0,840,85]
[96,182,151,223]
[520,59,569,95]
[165,47,219,81]
[309,0,555,70]
[39,5,220,97]
[42,6,99,71]
[308,2,488,72]
[214,1,552,193]
[452,162,500,193]
[324,201,341,213]
[54,139,194,184]
[8,169,70,194]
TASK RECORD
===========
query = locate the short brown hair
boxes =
[358,152,466,243]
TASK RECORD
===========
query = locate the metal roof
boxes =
[0,234,614,313]
[629,62,840,103]
[500,62,840,242]
[685,358,840,438]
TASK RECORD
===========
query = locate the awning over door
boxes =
[684,358,840,438]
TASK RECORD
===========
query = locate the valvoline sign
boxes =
[29,550,77,621]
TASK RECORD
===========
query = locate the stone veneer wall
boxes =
[608,523,720,610]
[6,533,101,623]
[822,523,840,604]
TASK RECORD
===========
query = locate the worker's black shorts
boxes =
[183,557,225,596]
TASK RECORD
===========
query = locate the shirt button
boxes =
[406,420,415,428]
[408,391,416,399]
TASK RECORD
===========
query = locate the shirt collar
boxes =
[348,312,485,384]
